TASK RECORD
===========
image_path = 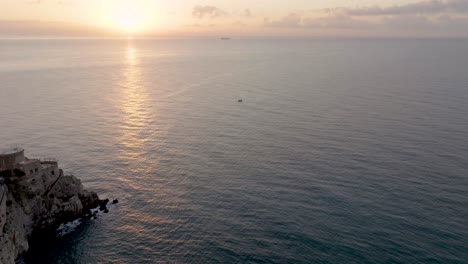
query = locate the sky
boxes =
[1,0,468,38]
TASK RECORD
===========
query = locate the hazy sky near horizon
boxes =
[1,0,468,37]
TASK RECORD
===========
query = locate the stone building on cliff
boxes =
[0,147,61,194]
[0,147,102,264]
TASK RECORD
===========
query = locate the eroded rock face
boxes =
[0,174,101,264]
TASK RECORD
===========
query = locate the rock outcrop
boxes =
[0,171,101,264]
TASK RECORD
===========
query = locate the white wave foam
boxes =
[56,219,81,237]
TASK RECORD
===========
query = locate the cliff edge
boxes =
[0,148,102,264]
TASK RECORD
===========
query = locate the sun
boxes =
[110,5,147,34]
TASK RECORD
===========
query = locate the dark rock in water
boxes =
[83,213,92,220]
[98,198,109,207]
[103,209,109,213]
[98,199,109,211]
[112,199,119,204]
[79,190,100,209]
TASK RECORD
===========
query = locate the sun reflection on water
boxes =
[113,42,189,241]
[115,42,152,175]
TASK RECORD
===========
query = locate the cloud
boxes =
[264,13,302,28]
[235,9,252,18]
[264,0,468,33]
[192,6,253,20]
[264,13,365,29]
[192,5,226,19]
[380,13,468,29]
[328,0,468,16]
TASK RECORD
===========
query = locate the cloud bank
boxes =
[192,5,226,19]
[330,0,468,16]
[264,13,364,29]
[192,6,253,19]
[264,0,468,35]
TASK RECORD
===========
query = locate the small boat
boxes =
[238,99,243,102]
[221,37,231,40]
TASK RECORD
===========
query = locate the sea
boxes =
[0,38,467,263]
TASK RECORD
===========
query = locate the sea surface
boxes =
[0,38,467,263]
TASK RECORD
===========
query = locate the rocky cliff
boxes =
[0,170,102,264]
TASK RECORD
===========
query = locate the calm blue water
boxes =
[0,39,467,263]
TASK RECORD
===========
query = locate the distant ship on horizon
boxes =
[220,37,231,40]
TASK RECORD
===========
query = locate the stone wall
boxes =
[0,149,25,171]
[17,160,41,177]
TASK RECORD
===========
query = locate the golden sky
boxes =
[1,0,467,37]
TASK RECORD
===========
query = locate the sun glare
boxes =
[110,5,147,34]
